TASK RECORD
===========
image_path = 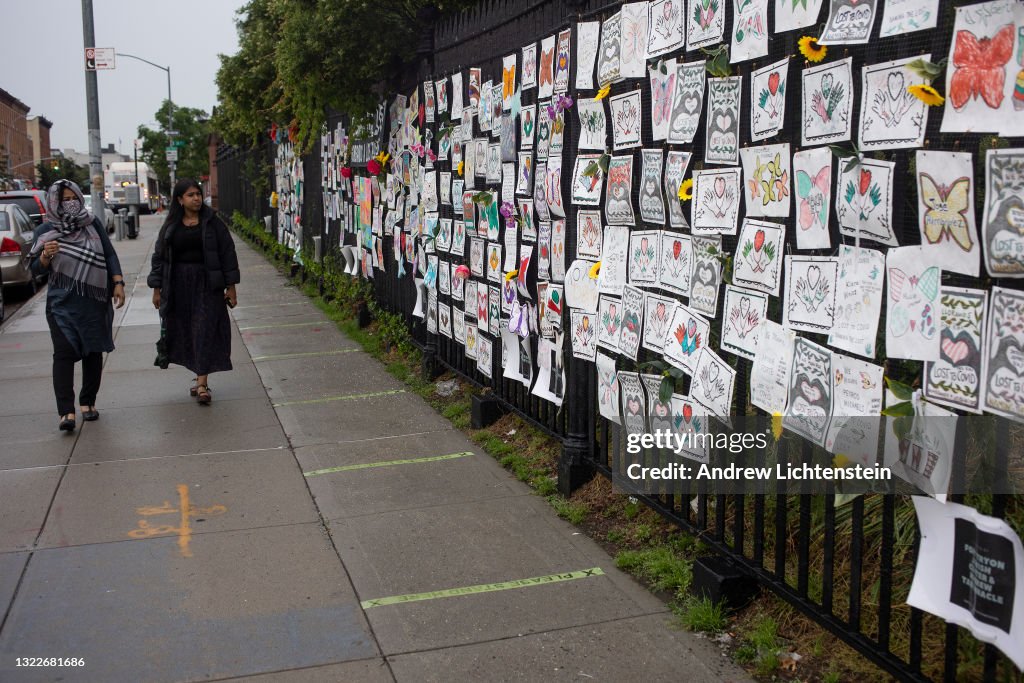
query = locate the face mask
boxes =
[61,199,83,215]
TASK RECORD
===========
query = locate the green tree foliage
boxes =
[37,157,89,190]
[136,100,211,187]
[214,0,475,152]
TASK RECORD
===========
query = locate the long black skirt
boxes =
[165,262,233,376]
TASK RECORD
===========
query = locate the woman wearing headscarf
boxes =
[29,180,125,432]
[148,179,239,405]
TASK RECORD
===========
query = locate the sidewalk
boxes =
[0,215,751,683]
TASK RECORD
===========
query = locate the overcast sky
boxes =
[1,1,246,157]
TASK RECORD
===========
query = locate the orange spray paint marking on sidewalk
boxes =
[127,485,227,557]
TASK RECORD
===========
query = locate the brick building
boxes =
[26,115,53,184]
[0,87,34,188]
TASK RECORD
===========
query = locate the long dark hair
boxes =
[157,178,207,249]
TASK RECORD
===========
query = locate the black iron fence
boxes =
[218,1,1023,680]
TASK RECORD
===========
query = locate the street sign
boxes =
[172,140,187,148]
[85,47,115,71]
[165,148,178,162]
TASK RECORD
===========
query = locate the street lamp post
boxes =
[116,52,175,188]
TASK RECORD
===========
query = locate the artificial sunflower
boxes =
[594,83,611,101]
[588,261,602,279]
[771,411,784,442]
[505,269,519,281]
[456,160,465,177]
[798,36,827,63]
[677,177,694,202]
[907,83,944,106]
[832,453,851,468]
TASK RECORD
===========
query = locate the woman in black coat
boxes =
[148,178,240,404]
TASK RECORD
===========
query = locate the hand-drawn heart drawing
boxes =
[707,362,720,383]
[941,338,970,365]
[627,396,642,414]
[739,296,750,317]
[696,264,716,285]
[820,73,834,98]
[805,265,821,289]
[1007,345,1024,375]
[715,113,733,132]
[683,95,700,114]
[800,380,822,403]
[886,71,904,101]
[682,402,693,422]
[714,176,727,197]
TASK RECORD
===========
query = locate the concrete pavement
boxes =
[0,214,751,682]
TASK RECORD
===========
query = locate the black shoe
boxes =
[59,416,76,432]
[82,409,99,421]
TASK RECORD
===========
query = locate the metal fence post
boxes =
[558,351,594,495]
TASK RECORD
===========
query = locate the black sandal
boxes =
[196,384,212,405]
[190,378,199,397]
[59,414,76,432]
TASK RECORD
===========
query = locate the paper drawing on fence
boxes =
[539,35,556,99]
[907,497,1024,671]
[690,347,735,420]
[750,320,794,414]
[487,243,502,283]
[829,245,884,359]
[658,232,692,296]
[618,371,646,435]
[426,289,438,333]
[859,56,929,150]
[662,302,709,375]
[689,236,722,317]
[824,354,882,465]
[784,336,833,446]
[502,54,517,112]
[477,334,494,378]
[705,77,742,165]
[664,151,692,228]
[792,147,832,249]
[819,0,877,44]
[577,210,603,259]
[554,29,572,94]
[596,352,621,423]
[886,246,940,361]
[551,219,567,282]
[576,21,600,90]
[642,292,676,353]
[453,308,466,343]
[537,221,551,280]
[751,57,789,140]
[520,104,536,151]
[451,72,464,118]
[619,3,649,79]
[545,153,565,218]
[774,0,824,32]
[692,167,740,235]
[577,98,607,150]
[924,287,988,414]
[610,91,643,150]
[721,285,768,360]
[565,259,599,313]
[605,155,636,225]
[518,199,536,242]
[836,157,897,246]
[517,153,533,196]
[639,150,666,224]
[617,285,646,361]
[879,0,937,37]
[642,373,674,433]
[783,255,839,334]
[477,285,490,332]
[981,148,1024,278]
[571,310,599,361]
[940,0,1021,135]
[687,0,725,49]
[597,295,624,351]
[486,143,501,184]
[465,321,478,359]
[732,218,784,296]
[534,161,549,220]
[438,302,452,338]
[802,57,854,146]
[598,12,623,85]
[667,60,706,144]
[598,225,629,294]
[916,150,980,276]
[669,394,709,463]
[628,230,661,285]
[533,335,566,406]
[983,286,1024,421]
[649,59,677,141]
[521,43,537,90]
[731,0,768,63]
[647,0,685,57]
[740,144,791,218]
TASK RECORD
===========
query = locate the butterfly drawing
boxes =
[540,46,555,88]
[651,72,676,127]
[796,165,830,232]
[919,173,973,251]
[950,24,1014,110]
[888,266,939,338]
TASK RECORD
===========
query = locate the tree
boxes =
[137,100,211,188]
[37,157,89,190]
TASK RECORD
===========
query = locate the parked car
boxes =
[83,195,115,233]
[0,202,42,298]
[0,189,48,226]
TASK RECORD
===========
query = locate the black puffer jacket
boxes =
[147,205,240,314]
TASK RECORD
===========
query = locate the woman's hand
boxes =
[225,285,237,309]
[40,240,59,266]
[112,282,126,309]
[152,288,161,309]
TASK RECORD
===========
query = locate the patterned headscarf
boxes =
[29,180,109,301]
